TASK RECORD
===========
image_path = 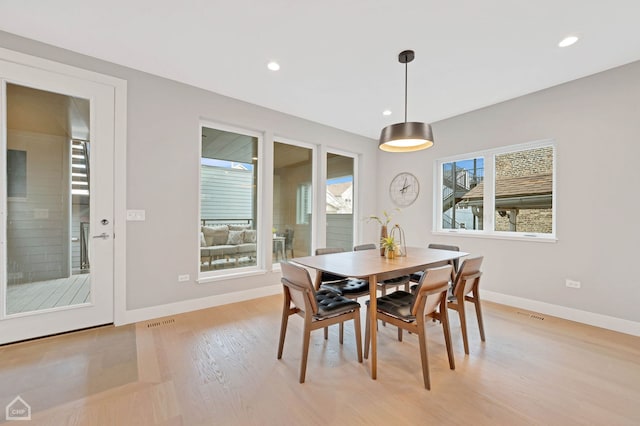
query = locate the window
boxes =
[326,152,355,251]
[7,149,27,198]
[435,140,555,239]
[441,157,484,230]
[273,141,314,262]
[200,124,260,275]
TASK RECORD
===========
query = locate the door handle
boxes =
[92,233,110,240]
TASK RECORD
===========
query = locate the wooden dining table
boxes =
[292,246,468,379]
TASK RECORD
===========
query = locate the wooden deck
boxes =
[6,274,91,315]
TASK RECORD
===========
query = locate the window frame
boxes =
[433,139,557,242]
[198,120,265,282]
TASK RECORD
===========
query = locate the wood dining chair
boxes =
[315,247,370,343]
[353,243,411,295]
[364,265,455,389]
[278,261,363,383]
[410,243,460,284]
[447,256,485,354]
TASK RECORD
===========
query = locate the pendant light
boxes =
[379,50,434,152]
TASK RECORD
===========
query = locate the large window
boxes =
[199,124,260,275]
[435,140,555,239]
[273,141,314,263]
[326,152,355,251]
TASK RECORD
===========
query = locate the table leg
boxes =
[369,273,377,379]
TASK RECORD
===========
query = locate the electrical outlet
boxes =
[178,274,190,282]
[565,279,581,289]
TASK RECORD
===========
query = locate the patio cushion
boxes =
[202,225,229,246]
[227,230,244,245]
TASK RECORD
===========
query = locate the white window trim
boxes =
[433,138,557,242]
[198,121,266,281]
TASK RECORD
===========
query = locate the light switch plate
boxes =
[126,209,146,221]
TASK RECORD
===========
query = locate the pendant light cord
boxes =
[404,60,408,123]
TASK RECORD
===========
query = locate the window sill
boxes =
[197,267,269,284]
[432,230,557,243]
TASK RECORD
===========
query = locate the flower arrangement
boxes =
[380,235,398,259]
[366,208,400,226]
[380,236,397,251]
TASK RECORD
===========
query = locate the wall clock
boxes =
[389,172,420,207]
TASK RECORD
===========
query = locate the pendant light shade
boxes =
[379,50,434,152]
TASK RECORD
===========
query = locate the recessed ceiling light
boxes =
[382,110,392,116]
[558,36,579,48]
[267,61,280,71]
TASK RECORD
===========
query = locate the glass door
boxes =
[1,58,115,344]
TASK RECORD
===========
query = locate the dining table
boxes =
[292,246,468,379]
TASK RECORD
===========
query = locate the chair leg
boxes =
[474,292,486,342]
[457,297,470,355]
[398,327,403,342]
[324,326,328,340]
[300,323,312,383]
[353,310,363,362]
[417,322,431,390]
[381,285,387,327]
[364,305,370,359]
[339,322,344,344]
[441,309,455,370]
[277,305,290,359]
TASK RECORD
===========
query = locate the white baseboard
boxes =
[118,284,282,325]
[482,290,640,337]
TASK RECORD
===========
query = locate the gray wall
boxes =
[0,31,379,311]
[377,60,640,322]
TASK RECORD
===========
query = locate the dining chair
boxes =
[284,228,295,259]
[278,261,363,383]
[353,243,411,295]
[447,256,485,354]
[364,265,455,389]
[315,247,370,343]
[410,243,460,284]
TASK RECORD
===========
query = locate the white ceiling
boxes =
[1,0,640,140]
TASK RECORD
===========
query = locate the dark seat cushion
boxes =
[321,278,369,296]
[379,275,410,287]
[321,272,347,282]
[366,291,416,321]
[410,271,424,283]
[315,289,360,319]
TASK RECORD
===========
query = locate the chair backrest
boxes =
[284,229,295,246]
[412,265,453,317]
[451,256,483,297]
[280,261,318,314]
[427,243,460,271]
[353,243,376,251]
[314,248,346,282]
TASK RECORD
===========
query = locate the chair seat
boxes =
[320,278,369,296]
[315,289,361,319]
[410,271,424,283]
[380,275,410,287]
[366,290,416,322]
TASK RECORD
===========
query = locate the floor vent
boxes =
[516,311,545,321]
[147,318,176,328]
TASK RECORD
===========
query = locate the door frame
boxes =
[0,47,128,329]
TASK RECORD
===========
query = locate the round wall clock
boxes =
[389,172,420,207]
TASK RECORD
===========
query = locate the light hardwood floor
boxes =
[1,295,639,425]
